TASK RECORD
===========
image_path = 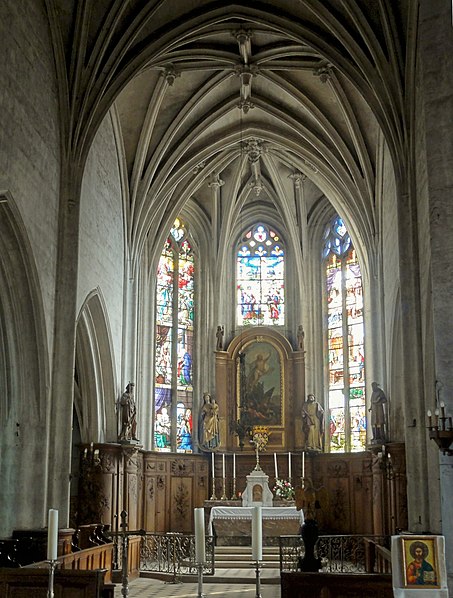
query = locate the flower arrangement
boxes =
[273,478,295,500]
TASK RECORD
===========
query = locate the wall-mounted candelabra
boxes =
[427,402,453,456]
[377,446,402,480]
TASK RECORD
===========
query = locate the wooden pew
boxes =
[281,571,393,598]
[0,567,114,597]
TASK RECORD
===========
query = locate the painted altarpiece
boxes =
[214,327,305,451]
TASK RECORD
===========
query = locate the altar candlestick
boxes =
[233,453,236,478]
[288,452,292,480]
[252,506,262,561]
[222,453,225,479]
[47,509,58,561]
[274,452,278,479]
[194,508,206,564]
[211,452,215,478]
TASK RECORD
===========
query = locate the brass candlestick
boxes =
[251,426,270,471]
[210,476,217,500]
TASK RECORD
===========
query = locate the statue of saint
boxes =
[119,383,138,441]
[297,325,305,351]
[199,392,220,449]
[369,382,387,442]
[215,325,224,351]
[302,394,324,451]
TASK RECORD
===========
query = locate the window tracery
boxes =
[236,224,285,327]
[154,218,194,452]
[324,217,366,452]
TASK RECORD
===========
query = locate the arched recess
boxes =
[0,192,49,535]
[75,290,117,443]
[389,290,404,442]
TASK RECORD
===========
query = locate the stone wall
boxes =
[0,0,59,536]
[78,112,125,383]
[0,0,60,356]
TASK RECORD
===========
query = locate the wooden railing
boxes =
[26,542,114,584]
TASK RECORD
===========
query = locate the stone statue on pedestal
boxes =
[118,383,138,442]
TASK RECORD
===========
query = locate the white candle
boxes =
[274,453,278,479]
[211,452,215,479]
[302,452,305,480]
[288,452,292,480]
[47,509,58,561]
[233,453,236,479]
[222,453,226,479]
[252,506,262,561]
[194,508,206,564]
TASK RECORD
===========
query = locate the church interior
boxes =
[1,0,453,595]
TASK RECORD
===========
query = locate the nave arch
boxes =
[75,290,118,444]
[0,193,49,536]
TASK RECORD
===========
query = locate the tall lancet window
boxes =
[154,218,194,453]
[323,216,366,452]
[236,224,285,326]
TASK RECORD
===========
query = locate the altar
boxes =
[208,506,304,542]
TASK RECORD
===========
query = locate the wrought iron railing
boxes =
[279,534,389,573]
[139,532,215,580]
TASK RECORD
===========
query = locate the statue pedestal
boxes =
[241,468,274,507]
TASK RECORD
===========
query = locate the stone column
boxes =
[418,0,453,587]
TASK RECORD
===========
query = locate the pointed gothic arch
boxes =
[75,290,117,443]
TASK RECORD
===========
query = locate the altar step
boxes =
[214,545,280,569]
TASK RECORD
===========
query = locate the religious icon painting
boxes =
[237,338,283,427]
[402,536,440,589]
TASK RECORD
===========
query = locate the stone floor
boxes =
[114,568,281,597]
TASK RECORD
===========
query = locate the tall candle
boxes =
[211,452,215,479]
[302,451,305,480]
[233,453,236,479]
[440,402,446,419]
[427,410,432,428]
[288,452,292,480]
[222,453,226,479]
[274,452,278,479]
[194,508,206,564]
[47,509,58,561]
[252,506,262,561]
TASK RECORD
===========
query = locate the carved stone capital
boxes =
[208,173,225,189]
[289,172,307,189]
[163,65,180,86]
[313,65,333,83]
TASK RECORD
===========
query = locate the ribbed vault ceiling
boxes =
[46,1,413,262]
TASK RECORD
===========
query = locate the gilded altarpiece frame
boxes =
[215,327,304,451]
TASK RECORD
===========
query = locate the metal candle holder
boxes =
[221,476,228,500]
[254,560,262,598]
[197,563,206,598]
[230,476,239,500]
[47,559,57,598]
[210,476,217,500]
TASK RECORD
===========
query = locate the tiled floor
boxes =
[114,569,281,597]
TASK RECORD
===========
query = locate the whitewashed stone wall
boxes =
[0,0,60,357]
[78,112,125,388]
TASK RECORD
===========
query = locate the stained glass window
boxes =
[236,224,285,326]
[154,218,194,452]
[324,217,366,452]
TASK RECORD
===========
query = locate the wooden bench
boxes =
[0,567,114,597]
[281,571,393,598]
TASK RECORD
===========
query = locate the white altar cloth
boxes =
[208,506,304,535]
